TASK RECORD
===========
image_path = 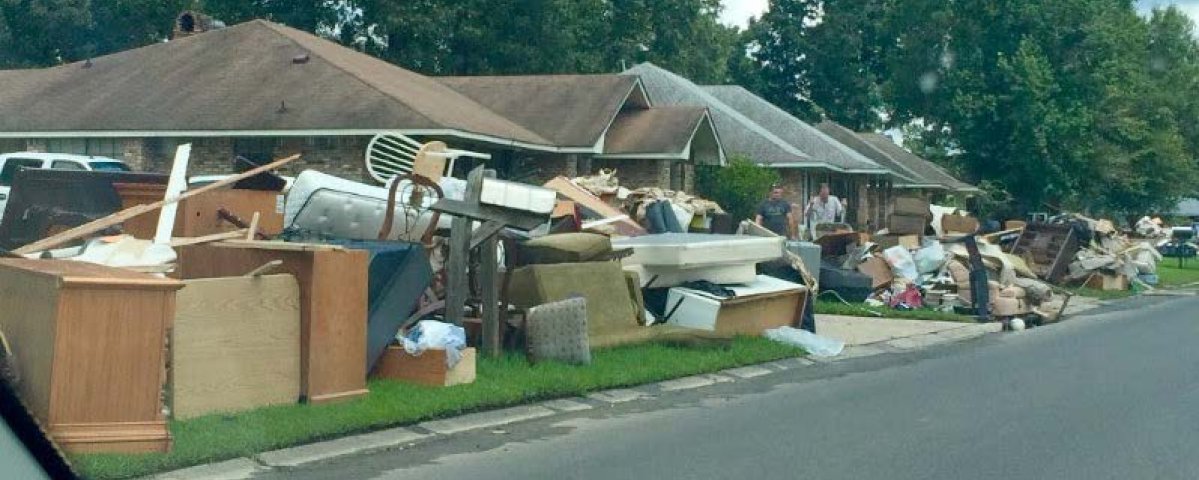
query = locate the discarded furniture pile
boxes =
[0,135,817,454]
[812,197,1170,329]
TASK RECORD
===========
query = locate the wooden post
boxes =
[479,235,500,357]
[444,167,485,326]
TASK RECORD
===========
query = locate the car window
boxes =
[50,160,86,171]
[0,159,44,187]
[88,162,130,172]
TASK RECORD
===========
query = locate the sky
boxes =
[718,0,1199,29]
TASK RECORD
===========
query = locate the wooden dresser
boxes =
[0,259,181,453]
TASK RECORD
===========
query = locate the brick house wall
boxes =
[590,158,674,191]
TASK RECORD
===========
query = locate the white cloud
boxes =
[719,0,770,29]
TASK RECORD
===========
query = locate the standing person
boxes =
[755,186,795,239]
[804,183,844,239]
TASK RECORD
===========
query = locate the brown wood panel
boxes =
[0,267,60,421]
[173,275,301,419]
[174,189,285,238]
[0,259,180,453]
[176,244,368,404]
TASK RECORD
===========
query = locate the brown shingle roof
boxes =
[439,75,642,148]
[0,20,549,145]
[602,106,708,156]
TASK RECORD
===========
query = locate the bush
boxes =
[696,156,781,223]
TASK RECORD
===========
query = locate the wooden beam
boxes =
[169,229,248,247]
[444,167,486,326]
[15,153,302,255]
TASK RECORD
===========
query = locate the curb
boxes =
[146,322,1003,480]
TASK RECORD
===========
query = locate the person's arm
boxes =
[786,204,798,240]
[754,214,764,226]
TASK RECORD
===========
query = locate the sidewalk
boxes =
[151,313,1007,480]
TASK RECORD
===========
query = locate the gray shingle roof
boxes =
[623,63,885,173]
[701,85,887,173]
[857,133,979,193]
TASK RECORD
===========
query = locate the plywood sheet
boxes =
[173,275,301,419]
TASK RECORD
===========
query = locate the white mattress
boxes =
[614,233,783,268]
[625,263,757,288]
[285,171,555,241]
[285,171,456,241]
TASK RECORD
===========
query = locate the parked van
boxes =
[0,152,131,221]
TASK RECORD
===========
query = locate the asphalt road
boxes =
[257,295,1199,480]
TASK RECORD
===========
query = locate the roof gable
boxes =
[439,74,641,148]
[701,85,884,172]
[602,106,707,157]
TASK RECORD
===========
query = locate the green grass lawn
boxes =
[72,337,803,480]
[813,299,975,322]
[1157,260,1199,288]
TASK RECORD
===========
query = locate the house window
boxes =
[45,138,124,159]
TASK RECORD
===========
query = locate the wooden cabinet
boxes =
[174,189,285,238]
[0,259,181,453]
[175,242,369,404]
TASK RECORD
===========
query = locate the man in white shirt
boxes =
[803,183,844,239]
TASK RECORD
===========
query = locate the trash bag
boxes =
[913,239,947,274]
[400,320,467,368]
[883,245,919,280]
[765,326,844,357]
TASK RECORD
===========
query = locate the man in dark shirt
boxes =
[754,186,795,239]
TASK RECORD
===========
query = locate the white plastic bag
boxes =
[400,320,467,368]
[764,326,845,357]
[883,245,919,280]
[913,239,947,274]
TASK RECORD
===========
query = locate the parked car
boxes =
[0,152,131,221]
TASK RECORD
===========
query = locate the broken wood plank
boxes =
[245,212,261,241]
[213,240,346,252]
[469,220,506,251]
[154,144,191,245]
[430,199,547,232]
[15,153,302,255]
[479,234,500,357]
[169,229,248,248]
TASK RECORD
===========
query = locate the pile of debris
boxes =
[564,170,728,235]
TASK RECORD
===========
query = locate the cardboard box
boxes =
[665,276,805,336]
[873,234,921,251]
[856,256,894,289]
[372,347,477,387]
[941,214,980,235]
[1085,273,1129,291]
[893,196,931,217]
[889,214,928,235]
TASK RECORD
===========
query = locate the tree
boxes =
[736,0,825,121]
[695,156,780,222]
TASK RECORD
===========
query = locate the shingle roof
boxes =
[814,121,927,186]
[701,85,886,173]
[439,74,641,148]
[623,63,885,173]
[857,133,979,193]
[601,106,709,156]
[625,63,814,167]
[0,20,549,145]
